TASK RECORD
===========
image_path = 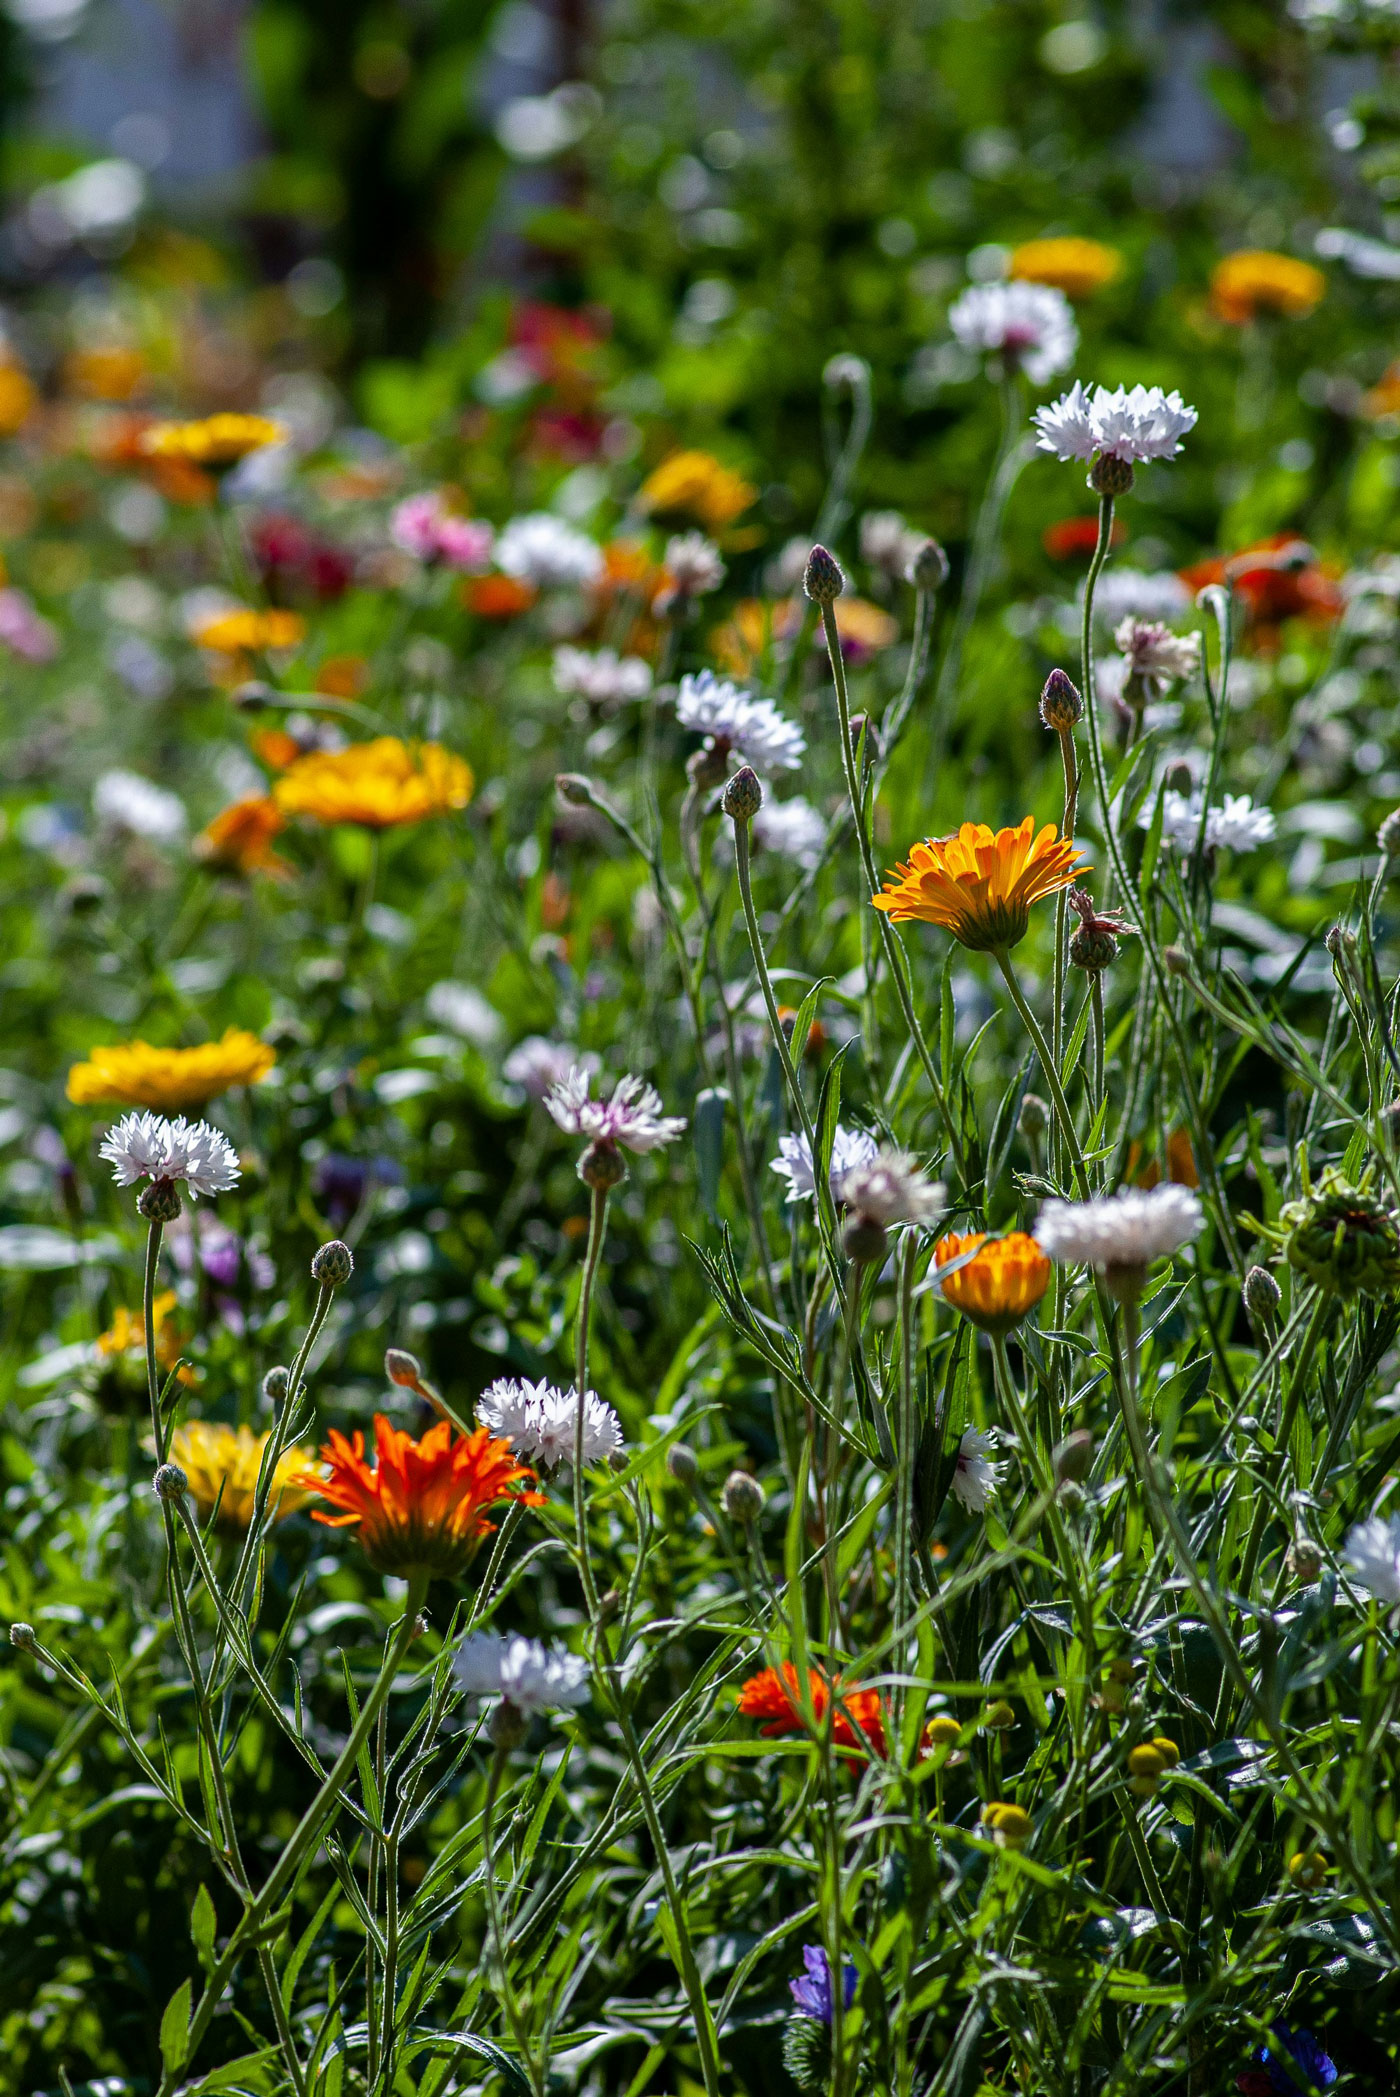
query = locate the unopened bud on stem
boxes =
[803,544,845,605]
[907,538,950,591]
[721,766,763,823]
[311,1240,354,1287]
[1039,668,1082,732]
[555,772,592,806]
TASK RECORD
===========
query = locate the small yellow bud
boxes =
[923,1715,961,1748]
[1288,1849,1329,1890]
[982,1802,1033,1848]
[983,1700,1016,1731]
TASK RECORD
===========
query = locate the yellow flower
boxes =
[872,818,1086,951]
[0,361,36,434]
[170,1420,317,1532]
[638,449,756,532]
[982,1802,1033,1849]
[64,346,146,402]
[139,413,286,467]
[933,1232,1051,1335]
[1288,1848,1329,1890]
[67,1028,276,1112]
[193,608,306,655]
[1009,237,1122,299]
[274,737,474,829]
[1127,1736,1179,1795]
[923,1714,962,1749]
[1210,251,1325,325]
[98,1290,196,1383]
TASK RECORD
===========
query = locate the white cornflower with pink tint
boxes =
[552,645,653,705]
[950,1428,1003,1513]
[1036,1184,1203,1269]
[453,1631,589,1715]
[99,1112,240,1200]
[390,492,494,571]
[1035,382,1197,465]
[478,1377,623,1468]
[1343,1511,1400,1605]
[545,1068,686,1153]
[495,513,604,589]
[948,282,1077,387]
[675,671,806,774]
[771,1124,879,1207]
[0,588,58,661]
[503,1037,597,1101]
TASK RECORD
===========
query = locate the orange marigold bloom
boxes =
[738,1663,887,1758]
[1363,361,1400,421]
[463,574,537,619]
[294,1414,543,1578]
[251,727,303,772]
[1128,1126,1199,1192]
[1009,237,1122,300]
[274,737,473,829]
[314,653,370,698]
[638,449,756,533]
[715,595,898,678]
[1209,250,1325,326]
[140,413,286,467]
[872,818,1086,952]
[194,607,306,655]
[67,1028,275,1112]
[933,1232,1051,1335]
[194,795,293,879]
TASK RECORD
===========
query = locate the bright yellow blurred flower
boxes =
[67,1028,275,1112]
[1009,237,1122,299]
[194,608,306,654]
[1363,361,1400,421]
[139,413,286,467]
[638,449,756,532]
[982,1802,1033,1848]
[0,361,36,435]
[193,796,292,880]
[923,1714,962,1749]
[1209,251,1325,325]
[933,1232,1051,1335]
[872,818,1085,951]
[1127,1737,1179,1794]
[65,346,146,402]
[274,737,473,829]
[1288,1848,1329,1890]
[98,1291,196,1383]
[170,1420,317,1532]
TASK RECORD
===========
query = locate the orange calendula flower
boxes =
[139,413,286,467]
[194,796,292,879]
[933,1232,1051,1335]
[638,449,756,533]
[294,1414,543,1577]
[1209,251,1325,325]
[738,1662,887,1758]
[1009,237,1122,300]
[872,818,1086,952]
[274,737,473,829]
[170,1420,316,1532]
[67,1028,276,1112]
[98,1289,196,1382]
[194,607,306,655]
[463,574,537,619]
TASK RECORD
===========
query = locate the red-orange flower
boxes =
[738,1663,887,1758]
[294,1414,543,1577]
[1042,514,1127,562]
[1179,533,1342,644]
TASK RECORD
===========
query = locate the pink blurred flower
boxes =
[0,588,58,662]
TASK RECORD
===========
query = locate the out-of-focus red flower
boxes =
[529,409,607,462]
[1042,514,1128,561]
[510,301,608,385]
[738,1662,887,1758]
[463,575,537,619]
[249,513,354,603]
[1180,532,1343,643]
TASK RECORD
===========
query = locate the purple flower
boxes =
[1261,2025,1337,2093]
[311,1152,401,1227]
[789,1945,857,2023]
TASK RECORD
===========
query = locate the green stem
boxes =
[572,1181,610,1622]
[143,1220,166,1463]
[482,1748,546,2096]
[994,949,1091,1199]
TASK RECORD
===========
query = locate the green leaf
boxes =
[160,1978,192,2076]
[191,1881,217,1971]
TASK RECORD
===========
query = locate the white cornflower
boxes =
[771,1124,879,1207]
[99,1112,241,1200]
[1036,1184,1204,1270]
[835,1147,945,1228]
[1113,617,1201,694]
[1034,381,1198,465]
[1151,790,1276,856]
[92,769,187,843]
[752,796,827,868]
[495,513,604,589]
[545,1067,687,1154]
[503,1036,597,1101]
[859,510,925,581]
[950,1428,1003,1513]
[478,1377,623,1468]
[675,670,806,774]
[1342,1511,1400,1604]
[452,1631,590,1716]
[948,281,1077,387]
[1090,569,1192,625]
[552,645,652,706]
[661,531,726,599]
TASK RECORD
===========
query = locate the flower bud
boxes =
[311,1239,354,1287]
[385,1347,425,1389]
[1324,922,1355,961]
[9,1621,35,1649]
[578,1137,627,1191]
[1164,761,1194,795]
[1287,1537,1323,1585]
[803,544,846,605]
[487,1698,530,1752]
[1018,1093,1049,1141]
[1089,453,1135,497]
[1288,1847,1329,1889]
[1069,922,1117,973]
[262,1366,290,1404]
[842,1214,889,1265]
[1243,1264,1281,1327]
[721,766,764,823]
[667,1441,699,1489]
[1379,809,1400,858]
[907,537,950,591]
[555,772,592,806]
[722,1470,764,1524]
[138,1178,182,1223]
[1163,944,1191,978]
[608,1448,628,1474]
[983,1699,1016,1731]
[1039,668,1082,732]
[231,680,275,713]
[687,742,729,791]
[153,1462,188,1502]
[1054,1429,1094,1483]
[923,1714,961,1748]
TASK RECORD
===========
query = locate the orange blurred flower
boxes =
[715,594,898,677]
[1179,533,1342,643]
[314,653,370,698]
[251,727,303,771]
[873,818,1085,952]
[0,361,36,435]
[463,574,537,619]
[293,1414,543,1577]
[274,737,473,829]
[193,796,292,879]
[194,608,306,655]
[638,449,756,533]
[1209,251,1325,326]
[64,346,146,403]
[1127,1126,1199,1191]
[67,1028,275,1112]
[1009,237,1122,299]
[738,1662,887,1758]
[1042,514,1127,561]
[933,1232,1051,1334]
[1363,362,1400,420]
